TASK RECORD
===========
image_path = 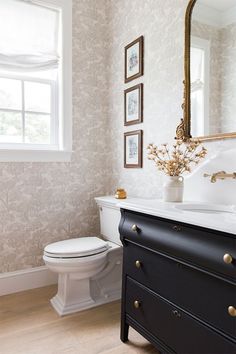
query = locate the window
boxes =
[0,0,72,161]
[191,36,210,137]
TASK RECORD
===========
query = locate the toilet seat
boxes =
[44,237,109,258]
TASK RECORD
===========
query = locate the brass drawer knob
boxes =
[172,309,181,318]
[134,300,141,309]
[173,225,182,232]
[135,260,142,269]
[131,224,138,232]
[228,306,236,317]
[223,254,233,264]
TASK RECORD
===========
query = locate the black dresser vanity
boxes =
[118,0,236,349]
[119,208,236,354]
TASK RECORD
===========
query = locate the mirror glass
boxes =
[190,0,236,137]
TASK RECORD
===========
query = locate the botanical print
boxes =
[124,83,143,125]
[125,36,143,82]
[126,134,139,164]
[126,42,139,77]
[126,89,138,122]
[124,130,142,168]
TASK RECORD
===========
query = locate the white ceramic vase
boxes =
[163,176,184,202]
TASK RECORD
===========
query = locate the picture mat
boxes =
[126,42,140,77]
[126,88,139,122]
[125,134,139,164]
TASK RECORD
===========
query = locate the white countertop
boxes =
[117,198,236,235]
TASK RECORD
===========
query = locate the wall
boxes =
[1,0,236,274]
[106,0,236,201]
[106,0,188,198]
[0,0,110,273]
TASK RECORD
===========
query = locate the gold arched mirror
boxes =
[178,0,236,141]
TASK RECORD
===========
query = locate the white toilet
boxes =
[43,196,122,316]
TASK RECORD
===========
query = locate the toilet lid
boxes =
[44,237,109,258]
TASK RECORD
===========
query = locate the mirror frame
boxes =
[176,0,236,142]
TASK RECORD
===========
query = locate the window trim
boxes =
[0,0,72,162]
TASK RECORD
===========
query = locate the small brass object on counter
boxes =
[115,188,127,199]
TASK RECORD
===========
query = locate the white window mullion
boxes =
[0,108,22,114]
[50,81,55,145]
[50,80,58,146]
[21,80,26,143]
[24,111,51,116]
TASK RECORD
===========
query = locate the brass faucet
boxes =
[204,171,236,183]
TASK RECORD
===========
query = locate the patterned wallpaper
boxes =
[1,0,236,273]
[0,0,110,273]
[106,0,236,200]
[106,0,188,198]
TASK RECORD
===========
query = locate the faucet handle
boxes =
[204,171,236,183]
[203,172,217,183]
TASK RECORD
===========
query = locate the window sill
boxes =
[0,149,72,162]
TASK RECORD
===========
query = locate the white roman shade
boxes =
[0,0,60,72]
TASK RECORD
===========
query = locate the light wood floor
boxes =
[0,285,159,354]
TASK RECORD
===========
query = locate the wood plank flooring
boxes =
[0,285,159,354]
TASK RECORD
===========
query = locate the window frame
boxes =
[191,36,210,137]
[0,0,72,162]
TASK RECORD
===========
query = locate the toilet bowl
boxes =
[43,196,122,316]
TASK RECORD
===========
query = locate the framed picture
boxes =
[124,130,143,168]
[125,36,144,83]
[124,84,143,126]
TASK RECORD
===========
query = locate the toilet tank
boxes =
[95,196,122,246]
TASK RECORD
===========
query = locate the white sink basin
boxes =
[174,203,236,215]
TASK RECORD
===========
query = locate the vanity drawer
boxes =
[119,209,236,281]
[126,277,236,354]
[124,242,236,339]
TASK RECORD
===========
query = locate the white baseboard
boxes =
[0,266,58,296]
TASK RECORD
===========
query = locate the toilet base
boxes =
[51,293,95,316]
[50,245,122,316]
[51,288,121,316]
[50,275,96,316]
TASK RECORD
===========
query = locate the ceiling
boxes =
[198,0,236,11]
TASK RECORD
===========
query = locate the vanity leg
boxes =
[120,248,129,342]
[120,321,129,342]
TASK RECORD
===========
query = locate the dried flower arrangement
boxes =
[147,140,207,177]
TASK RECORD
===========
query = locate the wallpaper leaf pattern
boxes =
[0,0,110,273]
[1,0,235,274]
